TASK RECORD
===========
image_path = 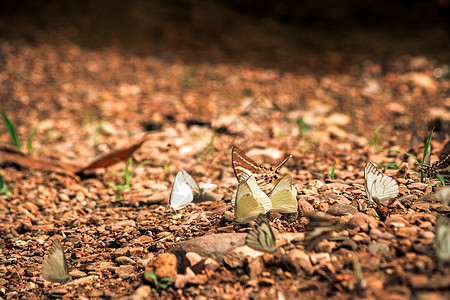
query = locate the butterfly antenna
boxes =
[274,154,293,173]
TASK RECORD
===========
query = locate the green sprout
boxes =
[27,122,39,154]
[329,166,335,180]
[392,128,434,183]
[2,111,21,149]
[296,117,317,153]
[369,125,383,153]
[145,272,174,290]
[0,175,11,196]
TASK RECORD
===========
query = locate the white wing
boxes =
[170,171,194,210]
[245,214,278,253]
[435,187,450,206]
[181,170,199,194]
[364,162,399,203]
[435,215,450,262]
[235,179,268,223]
[42,238,71,284]
[269,175,298,213]
[245,176,272,212]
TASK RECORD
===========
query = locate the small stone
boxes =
[326,204,358,216]
[309,253,331,265]
[396,227,418,239]
[298,200,314,216]
[116,256,136,265]
[407,182,428,191]
[116,265,136,280]
[368,242,390,254]
[340,239,357,251]
[223,246,262,269]
[281,249,313,275]
[347,214,377,232]
[248,256,264,278]
[204,258,219,273]
[130,285,151,300]
[420,231,434,239]
[145,253,177,282]
[186,252,203,267]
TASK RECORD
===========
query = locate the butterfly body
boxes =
[245,214,278,253]
[231,146,292,191]
[421,154,450,184]
[42,238,71,284]
[170,170,218,210]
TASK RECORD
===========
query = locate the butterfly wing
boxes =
[435,215,450,262]
[269,175,298,213]
[245,176,272,212]
[364,162,399,203]
[304,212,341,251]
[235,178,268,223]
[245,214,278,253]
[170,171,194,210]
[42,238,71,284]
[435,187,450,206]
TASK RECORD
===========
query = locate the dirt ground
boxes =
[0,1,449,299]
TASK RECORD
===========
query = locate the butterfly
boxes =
[42,238,72,284]
[364,162,399,205]
[420,154,450,185]
[234,176,272,223]
[304,212,344,251]
[435,187,450,206]
[267,174,298,214]
[231,146,292,192]
[245,214,278,253]
[435,215,450,262]
[169,170,218,211]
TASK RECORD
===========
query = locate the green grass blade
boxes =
[436,174,446,187]
[2,111,21,149]
[422,127,434,165]
[27,122,39,154]
[391,149,419,164]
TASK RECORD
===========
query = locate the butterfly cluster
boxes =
[231,146,297,223]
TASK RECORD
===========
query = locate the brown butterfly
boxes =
[231,146,292,191]
[419,153,450,184]
[304,212,344,251]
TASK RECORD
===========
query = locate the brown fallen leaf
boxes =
[0,132,159,175]
[77,134,151,175]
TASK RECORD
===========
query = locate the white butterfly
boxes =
[170,170,218,211]
[364,162,399,205]
[435,215,450,262]
[268,174,298,214]
[245,214,278,253]
[235,176,272,223]
[435,187,450,206]
[42,238,72,284]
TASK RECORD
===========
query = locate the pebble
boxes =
[130,285,152,300]
[420,231,434,239]
[177,233,246,261]
[368,242,390,254]
[326,204,358,216]
[116,256,136,265]
[346,214,377,232]
[116,265,136,280]
[248,256,264,278]
[407,182,428,191]
[281,249,313,275]
[223,246,262,269]
[145,253,177,281]
[186,252,203,267]
[297,200,314,217]
[396,227,418,239]
[309,253,331,265]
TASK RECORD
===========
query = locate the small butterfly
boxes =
[419,154,450,185]
[435,215,450,262]
[234,176,272,223]
[231,146,292,191]
[245,214,278,253]
[268,174,298,214]
[169,170,218,211]
[435,187,450,206]
[42,238,72,284]
[304,212,344,251]
[364,162,399,205]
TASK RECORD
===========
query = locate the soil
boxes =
[0,1,449,299]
